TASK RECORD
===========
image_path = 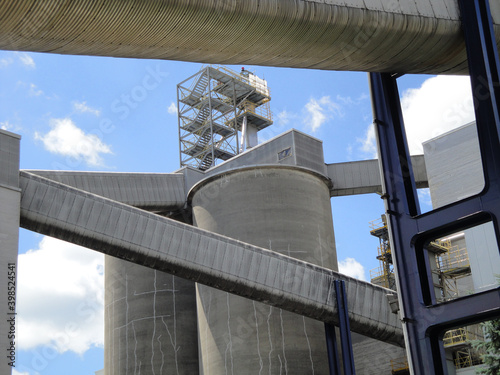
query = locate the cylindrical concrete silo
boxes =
[104,258,199,374]
[189,166,337,375]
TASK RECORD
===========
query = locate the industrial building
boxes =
[1,1,500,374]
[7,64,497,374]
[101,65,409,374]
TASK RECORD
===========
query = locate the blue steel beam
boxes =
[336,280,356,375]
[324,280,356,375]
[369,0,500,373]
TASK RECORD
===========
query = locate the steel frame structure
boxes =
[325,280,356,375]
[369,0,500,373]
[177,65,272,171]
[177,66,238,171]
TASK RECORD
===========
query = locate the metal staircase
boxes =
[180,73,210,106]
[177,66,272,171]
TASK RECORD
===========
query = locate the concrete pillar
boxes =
[0,130,21,374]
[190,166,337,374]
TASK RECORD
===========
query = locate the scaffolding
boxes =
[177,65,272,171]
[443,326,485,369]
[443,327,483,347]
[430,239,471,303]
[369,216,472,299]
[390,357,410,375]
[369,217,484,371]
[369,215,396,290]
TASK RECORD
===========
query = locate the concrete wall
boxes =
[191,166,337,374]
[0,129,21,375]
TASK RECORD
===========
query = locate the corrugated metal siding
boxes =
[321,0,457,19]
[206,131,297,174]
[423,123,483,208]
[1,0,499,74]
[327,155,428,196]
[465,223,500,293]
[293,131,328,175]
[491,0,500,24]
[423,123,500,298]
[24,170,185,211]
[204,130,328,178]
[19,171,404,346]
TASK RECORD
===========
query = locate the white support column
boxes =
[0,129,21,374]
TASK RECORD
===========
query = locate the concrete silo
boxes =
[104,259,200,374]
[190,165,337,374]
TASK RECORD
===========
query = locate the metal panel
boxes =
[18,171,404,346]
[24,170,185,212]
[423,122,483,208]
[203,129,328,178]
[491,0,500,24]
[464,223,500,293]
[293,131,328,175]
[327,155,428,196]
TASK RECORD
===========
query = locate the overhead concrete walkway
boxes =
[328,154,428,196]
[19,171,404,347]
[24,170,185,212]
[1,0,499,74]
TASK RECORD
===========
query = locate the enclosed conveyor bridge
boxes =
[1,0,499,74]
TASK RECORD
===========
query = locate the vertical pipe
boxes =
[232,75,239,154]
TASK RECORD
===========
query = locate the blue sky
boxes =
[0,50,475,374]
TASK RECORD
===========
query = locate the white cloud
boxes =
[17,52,35,69]
[357,75,474,157]
[1,121,11,131]
[336,92,368,106]
[418,188,432,209]
[0,57,13,68]
[0,120,22,133]
[13,369,32,375]
[304,96,342,133]
[167,102,177,114]
[28,84,43,97]
[258,109,298,143]
[401,75,474,154]
[276,109,294,128]
[338,257,366,281]
[358,123,377,159]
[35,118,112,166]
[17,236,104,355]
[73,101,101,116]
